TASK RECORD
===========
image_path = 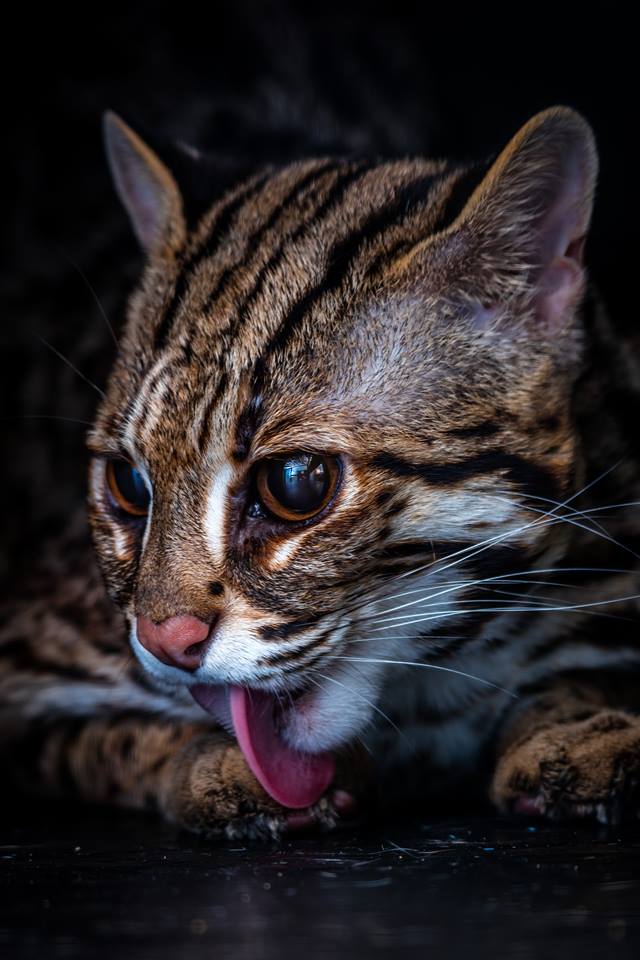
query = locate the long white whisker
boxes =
[345,460,629,621]
[361,565,635,621]
[493,489,610,536]
[489,494,640,564]
[366,591,640,630]
[334,656,518,699]
[396,460,625,585]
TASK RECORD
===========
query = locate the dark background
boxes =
[1,2,635,585]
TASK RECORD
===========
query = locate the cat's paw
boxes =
[159,733,357,840]
[491,710,640,825]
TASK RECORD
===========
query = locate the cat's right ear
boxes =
[103,112,186,256]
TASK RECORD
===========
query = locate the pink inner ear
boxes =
[533,165,588,330]
[536,254,585,330]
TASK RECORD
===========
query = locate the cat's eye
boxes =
[255,453,340,522]
[105,459,150,517]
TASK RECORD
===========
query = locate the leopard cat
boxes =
[2,106,640,839]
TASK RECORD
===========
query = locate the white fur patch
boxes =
[203,462,234,565]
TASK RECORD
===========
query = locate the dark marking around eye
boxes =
[208,581,224,597]
[372,450,558,500]
[375,489,393,508]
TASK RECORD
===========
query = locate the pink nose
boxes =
[136,614,213,671]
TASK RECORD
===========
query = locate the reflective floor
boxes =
[1,804,639,959]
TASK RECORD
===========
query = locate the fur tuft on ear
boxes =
[103,112,186,256]
[452,106,598,330]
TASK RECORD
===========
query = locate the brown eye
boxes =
[256,454,340,522]
[106,459,150,517]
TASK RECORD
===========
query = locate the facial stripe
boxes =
[371,450,559,500]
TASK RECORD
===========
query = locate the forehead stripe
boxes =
[193,161,378,436]
[154,171,272,350]
[226,160,376,341]
[198,160,343,323]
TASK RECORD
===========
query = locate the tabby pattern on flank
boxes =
[2,107,640,837]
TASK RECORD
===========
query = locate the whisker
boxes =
[349,634,469,644]
[490,493,640,564]
[61,250,119,348]
[334,656,518,699]
[36,334,106,400]
[493,488,610,536]
[1,414,94,427]
[335,469,623,624]
[312,669,412,749]
[365,591,640,630]
[358,565,636,622]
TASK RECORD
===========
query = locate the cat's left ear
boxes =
[103,112,187,256]
[432,107,598,331]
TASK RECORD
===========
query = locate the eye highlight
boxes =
[255,453,340,522]
[105,459,150,517]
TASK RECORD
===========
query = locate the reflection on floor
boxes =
[1,803,639,959]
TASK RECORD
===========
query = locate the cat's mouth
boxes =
[190,684,335,809]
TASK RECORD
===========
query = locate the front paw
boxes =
[491,710,640,825]
[159,733,357,839]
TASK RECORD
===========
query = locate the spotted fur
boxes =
[2,107,640,836]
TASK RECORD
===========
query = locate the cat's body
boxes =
[2,107,640,836]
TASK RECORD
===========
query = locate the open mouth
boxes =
[190,684,335,809]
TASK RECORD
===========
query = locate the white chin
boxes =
[280,659,382,753]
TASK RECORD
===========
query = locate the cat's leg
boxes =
[7,713,355,839]
[28,717,287,838]
[490,672,640,824]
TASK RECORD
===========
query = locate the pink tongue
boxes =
[191,685,334,810]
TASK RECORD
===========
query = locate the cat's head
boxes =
[88,107,597,805]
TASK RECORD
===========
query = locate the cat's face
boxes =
[88,109,596,770]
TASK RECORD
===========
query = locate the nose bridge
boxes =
[135,501,222,623]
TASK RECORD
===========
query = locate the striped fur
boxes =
[2,107,640,836]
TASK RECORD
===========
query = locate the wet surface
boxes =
[1,805,639,959]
